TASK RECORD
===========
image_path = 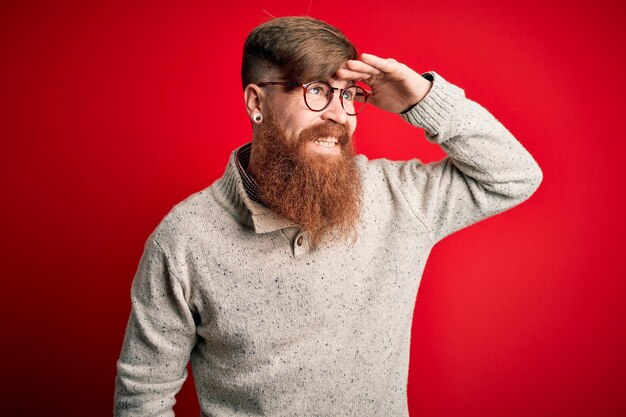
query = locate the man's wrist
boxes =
[400,71,465,138]
[400,73,435,114]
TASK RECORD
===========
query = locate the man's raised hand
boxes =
[335,53,432,114]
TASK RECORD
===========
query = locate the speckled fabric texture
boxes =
[115,72,542,416]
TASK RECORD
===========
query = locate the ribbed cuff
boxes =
[400,71,465,142]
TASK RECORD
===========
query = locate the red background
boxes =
[1,0,625,415]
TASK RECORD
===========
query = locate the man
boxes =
[115,16,542,417]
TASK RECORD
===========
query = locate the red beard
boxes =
[249,114,363,249]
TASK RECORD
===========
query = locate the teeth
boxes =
[313,138,338,148]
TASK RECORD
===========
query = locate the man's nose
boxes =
[320,93,349,125]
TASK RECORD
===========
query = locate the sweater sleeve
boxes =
[114,235,197,417]
[389,72,543,243]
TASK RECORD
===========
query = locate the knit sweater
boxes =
[114,72,542,416]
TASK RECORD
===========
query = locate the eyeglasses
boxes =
[257,80,371,116]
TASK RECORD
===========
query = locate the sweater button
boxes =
[296,235,303,246]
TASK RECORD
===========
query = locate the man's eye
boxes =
[309,87,323,95]
[342,90,354,101]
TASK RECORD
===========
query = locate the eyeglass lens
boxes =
[304,82,367,115]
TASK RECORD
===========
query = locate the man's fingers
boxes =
[335,67,372,81]
[344,59,381,76]
[360,53,399,74]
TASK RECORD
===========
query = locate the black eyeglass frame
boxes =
[257,80,371,116]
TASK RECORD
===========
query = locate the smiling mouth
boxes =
[307,137,341,155]
[313,137,339,148]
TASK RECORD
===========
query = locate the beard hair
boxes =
[250,113,363,250]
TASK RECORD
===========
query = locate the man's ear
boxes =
[244,84,264,119]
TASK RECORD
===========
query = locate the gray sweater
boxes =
[114,72,542,416]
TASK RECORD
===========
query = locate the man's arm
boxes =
[396,71,542,241]
[337,54,542,243]
[114,235,197,417]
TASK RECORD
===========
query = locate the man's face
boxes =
[249,76,363,249]
[263,77,358,157]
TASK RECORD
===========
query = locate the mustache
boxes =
[298,122,351,146]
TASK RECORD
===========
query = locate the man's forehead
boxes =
[324,77,356,88]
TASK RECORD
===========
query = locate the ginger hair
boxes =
[241,16,358,89]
